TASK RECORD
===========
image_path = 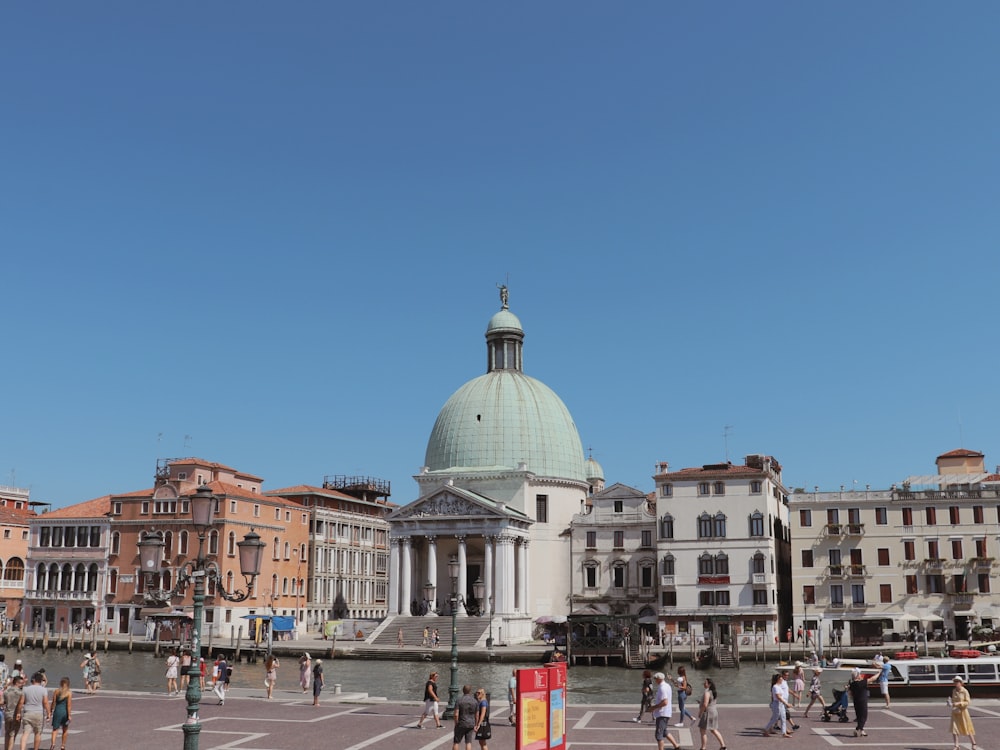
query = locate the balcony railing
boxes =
[970,557,995,569]
[846,523,865,535]
[24,589,98,601]
[925,558,945,568]
[825,524,843,535]
[826,565,844,577]
[660,575,675,587]
[751,573,768,585]
[848,564,867,577]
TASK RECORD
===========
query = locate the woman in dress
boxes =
[803,667,826,718]
[633,669,654,723]
[675,666,696,726]
[264,653,279,699]
[165,648,180,696]
[697,678,726,750]
[312,659,324,706]
[49,677,72,750]
[790,664,806,707]
[949,676,977,750]
[79,652,100,694]
[299,653,312,693]
[474,686,491,750]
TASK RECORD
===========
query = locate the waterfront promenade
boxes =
[35,686,999,750]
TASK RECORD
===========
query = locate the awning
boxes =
[922,614,944,622]
[241,614,296,630]
[637,615,659,625]
[534,615,568,624]
[897,614,920,622]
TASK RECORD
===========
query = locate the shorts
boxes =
[453,726,475,745]
[4,718,20,742]
[879,681,889,695]
[23,713,43,735]
[655,716,672,741]
[422,700,440,718]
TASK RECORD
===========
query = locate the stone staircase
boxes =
[349,616,490,660]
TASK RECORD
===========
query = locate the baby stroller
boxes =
[821,688,850,722]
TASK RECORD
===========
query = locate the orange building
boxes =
[0,488,34,626]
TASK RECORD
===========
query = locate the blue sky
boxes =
[3,2,999,508]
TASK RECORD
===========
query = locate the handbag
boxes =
[475,720,492,740]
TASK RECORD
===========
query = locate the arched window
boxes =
[110,532,121,556]
[660,514,674,540]
[163,531,173,557]
[698,553,714,575]
[299,543,307,561]
[74,563,87,591]
[48,563,59,590]
[283,541,290,560]
[713,513,727,538]
[752,552,766,574]
[227,531,236,557]
[208,530,219,556]
[271,573,279,598]
[226,571,234,593]
[749,511,765,537]
[282,576,289,595]
[661,554,675,576]
[36,563,47,590]
[60,563,73,591]
[697,513,713,539]
[714,553,729,575]
[272,537,280,560]
[3,557,24,583]
[87,563,98,591]
[179,530,189,556]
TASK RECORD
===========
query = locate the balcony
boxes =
[825,524,843,536]
[751,573,769,587]
[24,589,99,602]
[826,565,844,577]
[970,557,994,569]
[660,575,675,587]
[846,523,865,536]
[925,558,945,569]
[830,601,845,609]
[847,564,867,577]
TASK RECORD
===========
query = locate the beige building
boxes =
[789,448,1000,649]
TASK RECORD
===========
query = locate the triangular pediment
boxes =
[388,486,525,521]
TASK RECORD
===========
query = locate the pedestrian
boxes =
[213,654,229,706]
[507,669,517,726]
[198,658,206,690]
[474,687,491,750]
[803,667,826,717]
[797,626,803,642]
[790,663,806,707]
[49,677,72,750]
[633,669,654,723]
[651,672,680,750]
[452,684,478,750]
[179,649,192,692]
[298,653,311,693]
[9,662,24,687]
[416,672,443,729]
[877,657,892,708]
[422,626,430,647]
[397,627,405,648]
[4,675,24,750]
[165,648,180,696]
[0,656,9,691]
[311,659,324,706]
[79,653,100,695]
[674,666,696,726]
[762,672,792,737]
[848,667,870,737]
[264,653,279,699]
[433,629,440,648]
[949,676,977,750]
[17,672,49,750]
[697,677,726,750]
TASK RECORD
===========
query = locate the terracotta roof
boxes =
[0,506,34,525]
[983,474,1000,482]
[659,464,765,479]
[41,495,113,519]
[267,485,359,502]
[937,448,984,459]
[112,488,155,499]
[166,458,264,481]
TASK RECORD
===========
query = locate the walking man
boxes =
[651,672,680,750]
[452,684,478,750]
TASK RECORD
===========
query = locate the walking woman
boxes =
[762,672,792,737]
[298,653,312,693]
[49,677,72,750]
[633,670,654,723]
[674,666,696,727]
[474,687,491,750]
[803,667,826,718]
[790,663,805,707]
[264,653,279,699]
[949,676,977,750]
[312,659,324,706]
[697,678,726,750]
[165,648,180,696]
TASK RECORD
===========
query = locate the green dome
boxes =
[424,371,587,481]
[487,309,523,333]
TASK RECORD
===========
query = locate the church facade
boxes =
[386,290,598,643]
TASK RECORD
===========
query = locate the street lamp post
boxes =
[486,595,495,651]
[442,557,485,719]
[138,486,265,750]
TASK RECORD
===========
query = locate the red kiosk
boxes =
[514,661,567,750]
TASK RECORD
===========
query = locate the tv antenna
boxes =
[723,425,734,462]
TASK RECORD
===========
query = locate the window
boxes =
[284,541,291,560]
[536,495,548,523]
[713,513,727,538]
[830,584,844,606]
[179,530,189,556]
[275,507,281,520]
[973,506,984,524]
[750,480,762,494]
[902,507,913,525]
[112,502,122,515]
[827,508,840,524]
[926,507,937,525]
[952,540,964,559]
[285,511,291,522]
[848,508,861,524]
[699,590,730,606]
[851,584,865,604]
[927,539,940,559]
[698,514,712,538]
[640,564,654,589]
[799,509,812,527]
[803,585,815,604]
[108,569,118,594]
[905,575,918,594]
[662,591,677,607]
[253,504,261,518]
[752,553,765,574]
[585,531,597,548]
[141,501,149,515]
[877,548,890,566]
[660,515,674,540]
[713,481,725,495]
[875,507,887,525]
[829,549,842,567]
[2,558,23,583]
[753,589,768,605]
[949,506,960,524]
[660,484,673,497]
[927,574,945,594]
[976,538,988,557]
[208,530,219,556]
[698,554,714,575]
[801,550,814,567]
[612,564,625,588]
[698,482,710,496]
[661,555,675,575]
[953,574,967,593]
[585,564,597,588]
[879,584,892,603]
[715,554,729,574]
[979,574,991,593]
[39,527,50,547]
[110,532,120,556]
[227,532,236,556]
[903,540,915,560]
[641,530,652,548]
[613,500,623,513]
[613,531,624,549]
[230,500,238,513]
[749,512,765,537]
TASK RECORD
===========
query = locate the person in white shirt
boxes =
[651,672,680,750]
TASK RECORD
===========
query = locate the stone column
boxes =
[496,535,516,615]
[400,537,412,615]
[457,536,468,617]
[425,536,438,613]
[517,540,529,615]
[483,536,495,614]
[388,539,400,615]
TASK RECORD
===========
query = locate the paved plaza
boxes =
[18,687,999,750]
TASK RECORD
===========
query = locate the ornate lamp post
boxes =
[486,592,495,651]
[442,556,485,719]
[138,486,265,750]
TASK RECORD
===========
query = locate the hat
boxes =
[653,672,666,680]
[303,652,311,659]
[814,667,823,673]
[953,676,964,682]
[14,659,22,665]
[795,661,802,667]
[199,657,205,662]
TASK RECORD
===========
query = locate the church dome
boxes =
[424,290,586,482]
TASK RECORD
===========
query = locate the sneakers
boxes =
[674,722,685,727]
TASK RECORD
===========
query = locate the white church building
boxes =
[386,289,600,643]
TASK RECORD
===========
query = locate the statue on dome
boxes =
[497,283,509,310]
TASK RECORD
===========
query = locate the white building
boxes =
[386,290,596,643]
[653,455,792,648]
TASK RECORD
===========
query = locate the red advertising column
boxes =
[514,662,568,750]
[546,662,567,748]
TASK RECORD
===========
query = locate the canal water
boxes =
[0,647,857,705]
